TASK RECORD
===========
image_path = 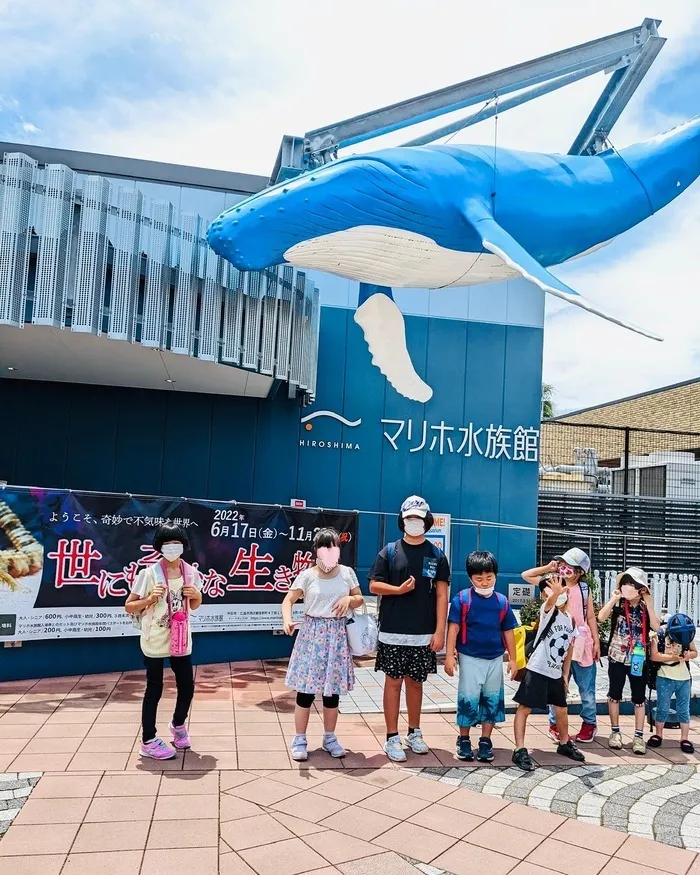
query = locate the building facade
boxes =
[0,142,545,677]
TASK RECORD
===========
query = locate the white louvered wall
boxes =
[0,151,320,400]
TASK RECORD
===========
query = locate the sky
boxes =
[1,0,699,414]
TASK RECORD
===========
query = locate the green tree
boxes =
[542,383,555,419]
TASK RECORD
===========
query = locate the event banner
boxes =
[0,487,357,642]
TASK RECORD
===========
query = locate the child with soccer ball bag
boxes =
[512,574,585,771]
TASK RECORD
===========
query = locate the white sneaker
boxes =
[405,729,430,754]
[383,735,407,762]
[290,734,308,761]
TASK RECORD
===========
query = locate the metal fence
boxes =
[540,421,700,501]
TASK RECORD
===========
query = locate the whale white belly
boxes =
[284,225,518,288]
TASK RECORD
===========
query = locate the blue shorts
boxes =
[655,676,691,724]
[456,653,505,727]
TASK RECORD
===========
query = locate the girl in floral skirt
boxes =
[282,527,364,761]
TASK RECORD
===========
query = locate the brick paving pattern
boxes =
[2,659,700,874]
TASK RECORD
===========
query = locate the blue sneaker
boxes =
[322,732,346,758]
[477,736,494,762]
[456,736,474,761]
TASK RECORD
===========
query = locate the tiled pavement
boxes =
[3,660,700,874]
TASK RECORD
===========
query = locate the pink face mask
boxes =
[558,563,577,579]
[317,546,340,572]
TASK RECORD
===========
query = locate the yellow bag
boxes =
[513,624,533,671]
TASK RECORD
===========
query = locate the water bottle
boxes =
[630,642,645,677]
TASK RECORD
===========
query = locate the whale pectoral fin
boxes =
[467,212,663,342]
[354,284,433,403]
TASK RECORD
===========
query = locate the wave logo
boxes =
[301,411,362,427]
[299,410,362,451]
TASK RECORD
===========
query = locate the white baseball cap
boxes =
[555,548,591,574]
[400,495,430,518]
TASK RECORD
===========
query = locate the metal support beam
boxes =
[270,19,664,182]
[569,18,665,154]
[305,21,656,157]
[402,58,616,148]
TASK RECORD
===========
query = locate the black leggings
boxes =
[296,692,339,709]
[142,655,194,743]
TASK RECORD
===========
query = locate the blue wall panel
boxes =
[161,393,213,499]
[113,388,168,495]
[64,386,119,492]
[208,395,257,501]
[0,304,543,680]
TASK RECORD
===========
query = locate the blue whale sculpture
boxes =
[208,116,700,402]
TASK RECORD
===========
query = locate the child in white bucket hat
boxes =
[599,567,660,755]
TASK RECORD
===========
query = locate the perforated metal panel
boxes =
[0,153,36,326]
[33,164,75,327]
[274,265,294,382]
[242,270,263,370]
[199,243,223,361]
[306,281,321,400]
[108,187,143,340]
[221,265,244,365]
[259,267,280,376]
[141,199,172,348]
[0,150,321,400]
[72,174,110,333]
[288,271,306,389]
[171,213,200,355]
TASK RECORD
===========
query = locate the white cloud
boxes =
[3,0,700,411]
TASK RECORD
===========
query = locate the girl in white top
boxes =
[282,527,363,762]
[126,523,202,760]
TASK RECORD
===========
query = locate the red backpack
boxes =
[459,587,509,647]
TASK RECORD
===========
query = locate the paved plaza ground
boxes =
[3,659,700,874]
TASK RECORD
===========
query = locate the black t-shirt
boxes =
[368,539,451,636]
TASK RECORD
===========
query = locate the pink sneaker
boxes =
[140,737,177,760]
[169,721,191,750]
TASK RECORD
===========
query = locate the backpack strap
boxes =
[495,592,509,650]
[579,579,589,612]
[459,587,473,646]
[386,541,397,573]
[530,607,559,656]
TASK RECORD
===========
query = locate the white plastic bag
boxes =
[346,603,379,656]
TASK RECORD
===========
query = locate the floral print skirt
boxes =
[285,616,355,696]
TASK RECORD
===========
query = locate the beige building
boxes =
[541,377,700,472]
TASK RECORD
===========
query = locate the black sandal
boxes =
[681,740,695,753]
[647,734,663,748]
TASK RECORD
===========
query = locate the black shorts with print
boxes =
[375,642,437,682]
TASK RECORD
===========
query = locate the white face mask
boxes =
[404,518,425,537]
[474,586,495,598]
[161,543,184,562]
[556,593,568,607]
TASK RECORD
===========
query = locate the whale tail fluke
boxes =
[354,285,433,403]
[465,207,663,342]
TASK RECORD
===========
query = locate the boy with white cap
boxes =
[369,495,450,762]
[522,548,600,743]
[598,567,659,754]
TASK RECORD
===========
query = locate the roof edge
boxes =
[0,140,268,195]
[551,375,700,420]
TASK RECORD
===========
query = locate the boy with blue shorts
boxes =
[445,551,518,762]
